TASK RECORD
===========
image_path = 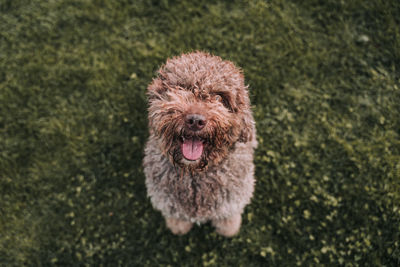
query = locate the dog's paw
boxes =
[212,214,242,237]
[165,217,193,235]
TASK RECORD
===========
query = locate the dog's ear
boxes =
[147,78,166,101]
[236,86,255,143]
[238,108,255,143]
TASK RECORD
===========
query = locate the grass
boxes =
[1,0,399,265]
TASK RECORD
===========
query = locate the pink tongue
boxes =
[182,138,204,161]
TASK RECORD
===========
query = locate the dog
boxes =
[143,51,257,237]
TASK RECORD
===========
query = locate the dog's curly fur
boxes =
[143,52,257,237]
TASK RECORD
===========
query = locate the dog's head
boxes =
[147,51,254,171]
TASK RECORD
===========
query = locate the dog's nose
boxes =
[185,114,207,131]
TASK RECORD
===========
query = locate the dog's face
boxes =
[147,52,254,171]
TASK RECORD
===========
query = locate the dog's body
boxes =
[143,52,257,236]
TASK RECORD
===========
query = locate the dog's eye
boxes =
[214,93,234,111]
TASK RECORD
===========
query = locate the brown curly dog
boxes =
[143,51,257,237]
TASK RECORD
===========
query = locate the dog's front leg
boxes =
[212,213,242,237]
[165,217,193,235]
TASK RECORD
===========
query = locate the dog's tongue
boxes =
[182,138,203,161]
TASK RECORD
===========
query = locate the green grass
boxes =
[1,0,399,265]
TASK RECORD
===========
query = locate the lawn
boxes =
[1,0,399,265]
